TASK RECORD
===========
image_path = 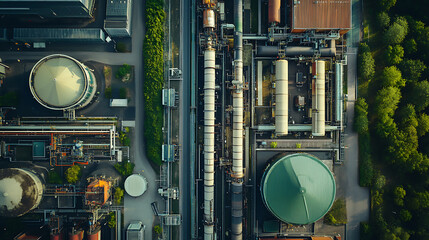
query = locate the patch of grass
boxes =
[48,170,63,184]
[324,198,347,225]
[105,87,112,99]
[119,87,127,99]
[114,161,135,177]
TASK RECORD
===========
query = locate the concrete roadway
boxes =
[0,0,163,239]
[344,0,370,240]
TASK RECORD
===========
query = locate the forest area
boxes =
[357,0,429,239]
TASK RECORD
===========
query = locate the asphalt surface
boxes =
[0,0,163,239]
[179,0,191,238]
[344,0,370,239]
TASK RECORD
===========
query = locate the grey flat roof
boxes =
[106,0,128,17]
[13,28,104,41]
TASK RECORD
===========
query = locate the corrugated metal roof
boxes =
[261,153,336,225]
[13,28,104,42]
[292,0,351,30]
[106,0,128,17]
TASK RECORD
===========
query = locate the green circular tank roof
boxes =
[261,153,336,225]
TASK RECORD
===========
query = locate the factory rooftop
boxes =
[291,0,351,33]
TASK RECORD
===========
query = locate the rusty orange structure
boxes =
[85,179,111,206]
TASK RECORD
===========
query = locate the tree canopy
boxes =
[65,165,81,184]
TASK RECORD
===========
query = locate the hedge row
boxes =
[143,0,165,166]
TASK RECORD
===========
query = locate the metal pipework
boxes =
[231,182,243,240]
[312,60,326,136]
[203,47,216,240]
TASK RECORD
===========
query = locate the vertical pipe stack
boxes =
[275,60,288,136]
[231,0,244,239]
[312,60,326,136]
[203,46,216,240]
[335,63,343,124]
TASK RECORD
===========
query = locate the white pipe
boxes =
[275,60,288,135]
[312,60,326,136]
[204,47,216,240]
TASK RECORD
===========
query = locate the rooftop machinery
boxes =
[202,1,216,239]
[231,0,244,239]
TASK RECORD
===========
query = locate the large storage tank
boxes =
[0,168,44,217]
[260,153,335,225]
[87,228,101,240]
[275,60,288,135]
[69,229,84,240]
[203,9,215,28]
[312,60,326,136]
[268,0,281,24]
[50,233,62,240]
[29,54,97,111]
[124,174,148,197]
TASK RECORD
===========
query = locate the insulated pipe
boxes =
[204,47,216,240]
[231,0,244,239]
[275,60,288,135]
[335,63,343,124]
[312,60,326,136]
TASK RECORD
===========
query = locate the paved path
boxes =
[344,0,370,239]
[1,0,163,239]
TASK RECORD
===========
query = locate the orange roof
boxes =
[291,0,351,31]
[85,179,111,205]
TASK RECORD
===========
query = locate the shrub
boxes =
[119,87,127,99]
[324,198,347,225]
[65,165,81,184]
[48,170,63,184]
[359,133,374,187]
[359,52,375,81]
[270,142,277,148]
[105,87,112,99]
[116,64,131,79]
[114,187,124,204]
[385,45,404,65]
[143,0,166,166]
[108,212,116,228]
[354,98,369,134]
[114,161,135,177]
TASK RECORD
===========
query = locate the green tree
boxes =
[114,161,135,177]
[409,191,429,210]
[374,174,387,190]
[404,39,417,56]
[384,22,407,45]
[354,98,369,134]
[359,52,375,80]
[407,80,429,111]
[108,212,116,228]
[379,0,397,11]
[399,59,427,82]
[384,227,410,240]
[381,66,404,87]
[116,64,131,79]
[397,104,418,128]
[114,187,124,204]
[385,45,404,65]
[393,186,406,206]
[375,87,402,119]
[377,12,390,29]
[400,209,412,222]
[65,165,81,184]
[154,225,162,236]
[417,113,429,137]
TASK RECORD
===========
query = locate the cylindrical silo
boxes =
[68,229,84,240]
[203,9,215,29]
[268,0,281,25]
[0,168,44,217]
[29,54,97,111]
[204,47,216,240]
[275,60,288,136]
[231,182,243,240]
[312,60,326,136]
[261,153,336,225]
[87,228,101,240]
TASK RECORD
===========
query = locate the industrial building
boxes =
[194,0,349,239]
[29,54,97,112]
[104,0,133,37]
[0,0,96,19]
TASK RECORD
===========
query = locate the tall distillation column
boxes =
[203,25,216,240]
[231,0,244,239]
